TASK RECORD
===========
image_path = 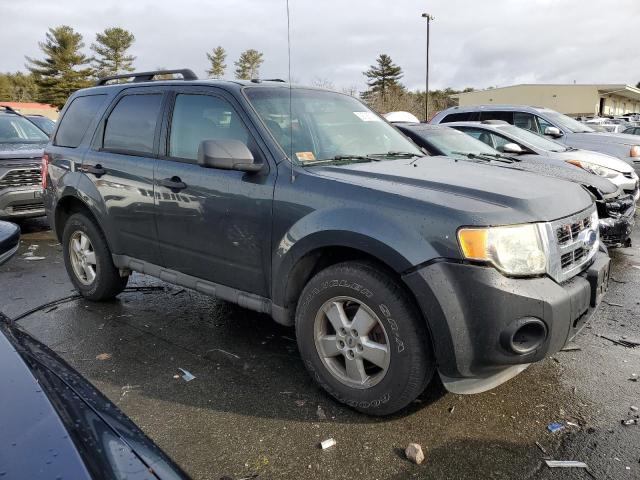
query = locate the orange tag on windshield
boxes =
[296,151,316,162]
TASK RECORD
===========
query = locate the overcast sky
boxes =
[2,0,639,92]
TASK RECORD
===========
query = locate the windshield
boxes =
[497,124,568,152]
[411,127,499,159]
[540,110,595,133]
[28,116,55,136]
[244,87,422,164]
[0,115,49,143]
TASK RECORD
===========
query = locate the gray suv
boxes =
[0,107,48,220]
[44,70,610,415]
[431,104,640,174]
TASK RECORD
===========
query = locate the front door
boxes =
[83,87,167,264]
[153,88,276,297]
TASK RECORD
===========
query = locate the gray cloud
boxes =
[3,0,639,92]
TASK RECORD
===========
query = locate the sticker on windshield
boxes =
[353,111,381,122]
[296,151,316,162]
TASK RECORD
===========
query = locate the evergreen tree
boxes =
[25,26,93,108]
[363,54,404,106]
[234,49,263,80]
[206,46,227,79]
[91,27,136,79]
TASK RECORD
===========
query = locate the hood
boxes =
[0,316,188,480]
[508,155,619,196]
[570,131,640,147]
[551,148,635,174]
[0,142,46,160]
[312,156,594,223]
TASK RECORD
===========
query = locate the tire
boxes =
[295,261,435,415]
[62,212,128,301]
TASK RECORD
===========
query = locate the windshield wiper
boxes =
[301,154,376,166]
[450,151,518,164]
[367,151,419,159]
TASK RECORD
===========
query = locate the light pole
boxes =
[421,13,434,122]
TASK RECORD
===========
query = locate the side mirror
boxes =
[502,143,523,154]
[197,139,262,172]
[544,126,563,138]
[0,221,20,266]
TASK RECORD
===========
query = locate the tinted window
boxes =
[479,111,514,123]
[103,94,163,155]
[55,95,107,147]
[441,112,479,122]
[513,112,539,133]
[169,94,249,161]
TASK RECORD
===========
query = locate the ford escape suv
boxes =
[0,106,48,220]
[44,70,610,415]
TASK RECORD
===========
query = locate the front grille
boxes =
[0,167,41,189]
[555,214,592,247]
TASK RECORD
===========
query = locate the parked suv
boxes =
[431,105,640,174]
[44,70,610,415]
[0,106,48,220]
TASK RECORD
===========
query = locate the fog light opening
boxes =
[510,319,547,354]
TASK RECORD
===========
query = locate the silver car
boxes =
[444,120,640,201]
[431,104,640,174]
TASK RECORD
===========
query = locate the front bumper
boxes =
[599,195,635,246]
[0,186,45,219]
[403,250,610,392]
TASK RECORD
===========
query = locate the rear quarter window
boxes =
[479,111,514,123]
[54,95,107,147]
[441,112,480,122]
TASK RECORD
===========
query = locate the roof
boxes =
[452,84,640,102]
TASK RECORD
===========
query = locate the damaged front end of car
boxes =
[597,192,636,247]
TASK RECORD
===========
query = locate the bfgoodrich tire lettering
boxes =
[62,213,128,301]
[295,261,435,415]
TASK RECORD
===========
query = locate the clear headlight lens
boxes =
[566,159,619,179]
[458,224,547,276]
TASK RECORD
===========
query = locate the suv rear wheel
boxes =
[62,213,128,301]
[295,261,435,415]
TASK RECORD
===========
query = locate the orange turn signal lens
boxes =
[630,145,640,158]
[457,228,489,260]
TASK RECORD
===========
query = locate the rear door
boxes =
[83,87,167,264]
[153,87,276,297]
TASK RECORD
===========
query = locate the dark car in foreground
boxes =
[0,106,47,220]
[395,123,635,247]
[0,222,188,480]
[44,70,610,414]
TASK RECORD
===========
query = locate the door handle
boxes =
[85,164,106,177]
[159,176,187,191]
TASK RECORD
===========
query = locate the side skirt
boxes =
[112,254,281,318]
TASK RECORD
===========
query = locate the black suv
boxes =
[44,70,610,415]
[0,106,48,219]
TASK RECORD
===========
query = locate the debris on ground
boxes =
[316,405,327,420]
[566,421,579,427]
[535,441,547,455]
[208,348,240,359]
[294,399,306,407]
[448,406,455,414]
[560,343,581,352]
[171,288,186,296]
[178,368,196,382]
[630,406,638,412]
[120,384,141,399]
[23,256,46,261]
[547,422,565,433]
[544,460,588,469]
[320,438,336,450]
[630,374,638,382]
[405,443,425,465]
[621,419,638,426]
[602,300,623,307]
[95,353,112,361]
[596,334,640,348]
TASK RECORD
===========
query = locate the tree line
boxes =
[0,25,265,108]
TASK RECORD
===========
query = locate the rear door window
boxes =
[103,94,163,155]
[457,127,495,148]
[441,112,480,122]
[479,111,514,123]
[54,95,107,147]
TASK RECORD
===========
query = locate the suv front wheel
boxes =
[62,212,128,301]
[295,261,435,415]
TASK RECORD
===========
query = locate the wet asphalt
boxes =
[0,218,638,480]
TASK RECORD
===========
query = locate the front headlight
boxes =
[630,145,640,158]
[566,160,619,179]
[457,223,548,276]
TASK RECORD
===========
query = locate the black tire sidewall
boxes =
[296,262,434,414]
[62,213,125,300]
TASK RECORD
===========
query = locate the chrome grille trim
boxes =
[542,205,599,284]
[0,167,41,190]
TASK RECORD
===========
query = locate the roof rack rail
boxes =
[250,78,286,83]
[95,69,198,86]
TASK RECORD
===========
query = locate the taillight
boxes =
[41,153,50,189]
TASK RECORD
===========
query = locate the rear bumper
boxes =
[403,251,610,392]
[0,187,45,219]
